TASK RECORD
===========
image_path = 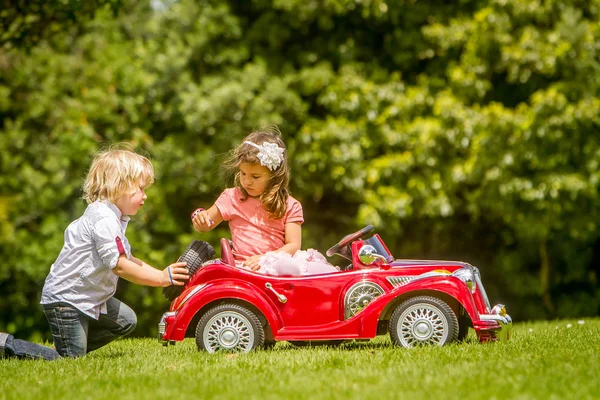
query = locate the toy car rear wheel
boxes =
[163,240,215,301]
[195,303,265,353]
[389,296,458,348]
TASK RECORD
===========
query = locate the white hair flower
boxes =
[244,141,285,171]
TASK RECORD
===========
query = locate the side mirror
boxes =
[358,245,387,265]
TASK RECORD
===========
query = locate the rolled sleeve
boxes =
[92,217,126,269]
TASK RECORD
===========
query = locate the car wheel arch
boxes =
[185,298,276,340]
[389,295,460,347]
[195,302,265,353]
[379,289,468,327]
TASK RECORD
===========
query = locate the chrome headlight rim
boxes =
[452,267,477,294]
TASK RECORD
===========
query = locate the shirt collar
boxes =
[102,200,131,223]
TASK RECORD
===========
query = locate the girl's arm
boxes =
[113,255,189,287]
[280,222,302,255]
[192,205,224,232]
[243,222,302,271]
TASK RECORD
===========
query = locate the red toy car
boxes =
[159,225,512,352]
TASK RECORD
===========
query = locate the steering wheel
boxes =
[326,225,374,257]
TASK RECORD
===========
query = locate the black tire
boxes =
[195,303,265,353]
[389,296,459,348]
[288,340,346,347]
[162,240,215,301]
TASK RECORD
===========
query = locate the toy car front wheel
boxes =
[389,296,458,348]
[195,303,265,353]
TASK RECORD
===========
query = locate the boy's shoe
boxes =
[0,332,10,358]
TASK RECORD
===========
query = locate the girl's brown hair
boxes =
[226,126,290,219]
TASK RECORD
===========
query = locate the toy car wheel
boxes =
[163,240,215,301]
[195,303,265,353]
[389,296,459,348]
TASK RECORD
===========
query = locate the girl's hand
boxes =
[192,208,214,231]
[162,262,189,287]
[243,255,263,271]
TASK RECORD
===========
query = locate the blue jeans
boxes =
[42,297,137,358]
[0,333,60,360]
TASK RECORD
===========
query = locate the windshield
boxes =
[364,235,393,261]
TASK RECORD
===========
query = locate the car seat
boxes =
[220,238,235,266]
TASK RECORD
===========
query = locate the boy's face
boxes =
[239,162,270,198]
[115,185,147,216]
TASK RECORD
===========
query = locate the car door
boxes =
[263,273,349,327]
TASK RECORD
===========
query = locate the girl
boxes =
[38,146,189,358]
[192,127,338,276]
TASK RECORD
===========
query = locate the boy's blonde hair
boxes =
[226,126,290,219]
[82,146,154,204]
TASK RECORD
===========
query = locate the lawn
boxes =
[1,319,598,400]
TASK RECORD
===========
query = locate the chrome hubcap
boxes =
[203,311,254,353]
[398,303,448,347]
[219,328,238,347]
[414,320,433,339]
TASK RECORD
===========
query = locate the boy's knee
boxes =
[110,300,137,337]
[124,317,137,335]
[119,312,137,336]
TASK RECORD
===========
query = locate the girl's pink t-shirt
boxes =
[215,187,304,262]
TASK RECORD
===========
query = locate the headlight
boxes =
[452,267,477,293]
[491,304,507,317]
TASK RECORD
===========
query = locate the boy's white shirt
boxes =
[40,200,132,319]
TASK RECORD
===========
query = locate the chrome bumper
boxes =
[479,304,512,341]
[158,311,176,345]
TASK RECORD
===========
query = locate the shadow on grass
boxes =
[273,340,395,351]
[270,334,480,351]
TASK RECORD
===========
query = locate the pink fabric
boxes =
[256,249,339,276]
[215,187,303,263]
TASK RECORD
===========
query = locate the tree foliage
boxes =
[1,0,599,339]
[1,0,123,50]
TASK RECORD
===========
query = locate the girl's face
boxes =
[115,184,147,216]
[239,162,271,197]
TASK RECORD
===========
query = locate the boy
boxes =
[1,146,189,359]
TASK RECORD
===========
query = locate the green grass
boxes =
[1,319,599,400]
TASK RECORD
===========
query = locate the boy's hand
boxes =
[162,262,189,287]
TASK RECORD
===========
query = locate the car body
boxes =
[159,227,512,352]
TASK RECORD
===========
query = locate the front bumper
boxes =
[475,304,513,342]
[158,311,176,345]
